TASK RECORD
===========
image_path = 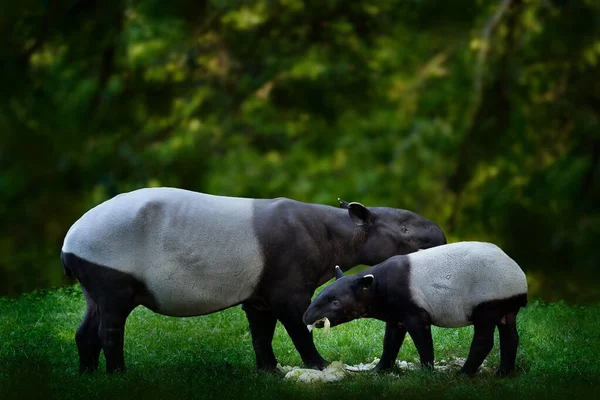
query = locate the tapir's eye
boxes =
[401,227,409,234]
[332,300,341,308]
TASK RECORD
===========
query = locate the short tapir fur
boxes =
[61,187,446,373]
[303,241,527,376]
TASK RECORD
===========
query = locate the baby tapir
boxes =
[61,187,446,373]
[303,241,527,376]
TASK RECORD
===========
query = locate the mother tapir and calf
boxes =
[61,187,527,377]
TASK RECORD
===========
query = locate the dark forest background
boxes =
[1,0,598,302]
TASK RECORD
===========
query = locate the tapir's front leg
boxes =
[404,314,434,370]
[242,304,278,371]
[274,294,328,370]
[374,321,407,372]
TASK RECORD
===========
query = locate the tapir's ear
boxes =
[358,274,374,290]
[335,265,345,280]
[348,202,372,226]
[338,198,350,209]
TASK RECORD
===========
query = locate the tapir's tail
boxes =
[515,292,528,309]
[60,251,73,278]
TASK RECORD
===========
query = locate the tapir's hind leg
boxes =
[461,320,497,375]
[76,285,136,374]
[65,252,156,373]
[76,289,102,374]
[496,311,519,376]
[96,289,137,373]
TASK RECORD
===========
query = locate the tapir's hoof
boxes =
[79,367,98,376]
[372,364,393,374]
[307,360,329,371]
[457,368,477,377]
[257,364,280,374]
[494,368,516,377]
[422,363,434,372]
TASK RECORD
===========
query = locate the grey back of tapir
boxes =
[61,187,446,373]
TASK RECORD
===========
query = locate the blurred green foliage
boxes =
[0,0,598,301]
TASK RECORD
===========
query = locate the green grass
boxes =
[1,286,599,400]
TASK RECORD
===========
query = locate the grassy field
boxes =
[1,286,599,400]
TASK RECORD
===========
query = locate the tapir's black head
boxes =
[338,198,446,265]
[303,267,376,330]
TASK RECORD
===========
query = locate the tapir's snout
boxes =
[423,224,447,249]
[303,306,327,328]
[405,221,447,254]
[401,211,447,252]
[303,296,343,332]
[303,309,316,326]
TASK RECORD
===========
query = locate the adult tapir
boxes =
[304,241,528,376]
[61,187,446,373]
